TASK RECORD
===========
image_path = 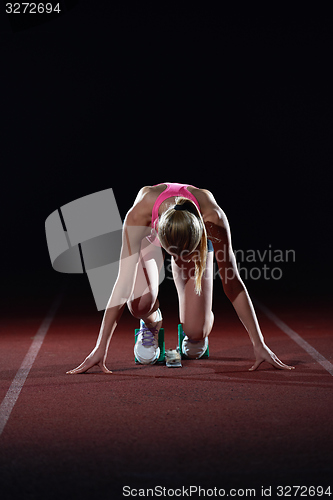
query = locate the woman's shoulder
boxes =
[189,187,229,231]
[133,185,165,205]
[189,187,221,212]
[126,185,162,225]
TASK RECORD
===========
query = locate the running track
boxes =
[0,283,332,499]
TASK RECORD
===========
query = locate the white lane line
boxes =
[0,294,63,437]
[254,299,333,377]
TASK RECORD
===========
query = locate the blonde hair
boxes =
[158,197,208,295]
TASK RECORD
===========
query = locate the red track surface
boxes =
[0,286,332,499]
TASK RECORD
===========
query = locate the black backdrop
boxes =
[1,2,332,307]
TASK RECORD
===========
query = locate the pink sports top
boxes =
[147,182,200,245]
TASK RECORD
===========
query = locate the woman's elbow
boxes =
[223,278,245,303]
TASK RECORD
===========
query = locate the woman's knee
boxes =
[127,293,157,319]
[183,311,214,340]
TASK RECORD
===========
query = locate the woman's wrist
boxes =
[247,327,265,348]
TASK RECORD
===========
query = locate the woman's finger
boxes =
[249,351,295,371]
[269,356,295,370]
[66,358,113,375]
[249,359,263,371]
[100,363,113,374]
[66,357,97,374]
[66,363,89,374]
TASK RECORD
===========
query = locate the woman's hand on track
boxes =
[66,348,112,374]
[249,343,295,371]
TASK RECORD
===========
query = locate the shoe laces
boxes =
[135,325,158,347]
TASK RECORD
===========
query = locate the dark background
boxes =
[1,2,332,310]
[1,5,332,499]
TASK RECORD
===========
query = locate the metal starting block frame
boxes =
[134,324,209,364]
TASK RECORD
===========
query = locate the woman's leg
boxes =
[129,239,164,364]
[172,250,214,341]
[127,238,164,330]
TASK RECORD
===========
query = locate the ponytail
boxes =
[158,197,208,295]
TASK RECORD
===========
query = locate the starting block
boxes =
[178,324,209,359]
[134,327,165,364]
[134,324,209,365]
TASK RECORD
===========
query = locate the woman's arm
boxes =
[203,191,294,371]
[67,189,152,374]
